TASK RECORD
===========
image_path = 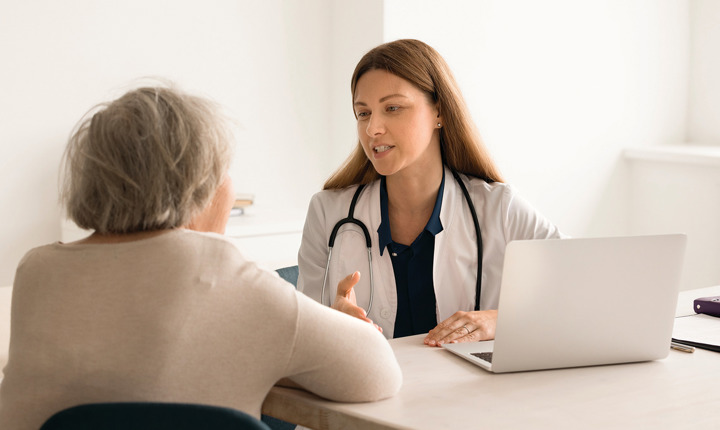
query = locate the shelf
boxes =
[224,208,305,238]
[60,207,306,243]
[624,144,720,167]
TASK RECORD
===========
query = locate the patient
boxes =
[0,84,402,430]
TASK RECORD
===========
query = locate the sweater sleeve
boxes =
[283,291,402,402]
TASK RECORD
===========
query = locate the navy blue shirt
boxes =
[378,173,445,338]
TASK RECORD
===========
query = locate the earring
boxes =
[437,123,442,128]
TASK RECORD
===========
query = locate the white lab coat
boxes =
[297,166,565,338]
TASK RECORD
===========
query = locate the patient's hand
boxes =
[186,175,235,234]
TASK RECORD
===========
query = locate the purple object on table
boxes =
[694,296,720,318]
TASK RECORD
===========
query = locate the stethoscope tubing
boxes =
[321,170,483,317]
[321,184,375,314]
[450,170,484,312]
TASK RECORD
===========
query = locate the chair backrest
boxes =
[40,402,271,430]
[275,265,299,288]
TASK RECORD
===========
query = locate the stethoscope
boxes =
[321,169,484,315]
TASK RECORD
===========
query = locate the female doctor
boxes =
[298,39,564,346]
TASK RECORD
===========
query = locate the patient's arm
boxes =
[275,378,303,390]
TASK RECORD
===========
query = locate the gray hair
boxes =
[61,85,233,234]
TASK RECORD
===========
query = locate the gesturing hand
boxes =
[424,310,497,347]
[333,272,382,333]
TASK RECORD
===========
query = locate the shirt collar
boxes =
[377,171,445,256]
[426,172,445,235]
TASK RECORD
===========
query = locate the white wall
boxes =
[383,0,689,238]
[687,0,720,144]
[0,0,707,289]
[626,147,720,290]
[329,0,385,170]
[0,0,333,286]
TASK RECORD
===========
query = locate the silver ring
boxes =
[462,325,471,335]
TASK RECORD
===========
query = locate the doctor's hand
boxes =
[424,310,497,347]
[333,272,383,334]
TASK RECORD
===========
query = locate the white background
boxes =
[1,0,719,288]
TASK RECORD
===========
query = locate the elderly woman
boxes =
[0,85,401,430]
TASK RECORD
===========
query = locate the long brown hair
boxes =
[324,39,504,190]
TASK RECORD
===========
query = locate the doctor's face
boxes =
[353,69,442,178]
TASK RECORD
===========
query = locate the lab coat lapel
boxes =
[355,180,398,337]
[434,167,478,322]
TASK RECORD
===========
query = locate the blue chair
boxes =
[275,265,299,288]
[40,402,270,430]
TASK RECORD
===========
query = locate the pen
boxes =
[670,341,695,353]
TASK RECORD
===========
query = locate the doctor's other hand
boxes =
[424,310,497,347]
[333,272,383,333]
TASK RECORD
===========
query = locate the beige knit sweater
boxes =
[0,229,401,430]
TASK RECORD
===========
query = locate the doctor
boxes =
[298,39,564,346]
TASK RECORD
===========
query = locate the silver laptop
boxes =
[442,234,686,373]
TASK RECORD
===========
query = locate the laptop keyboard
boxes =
[471,352,493,363]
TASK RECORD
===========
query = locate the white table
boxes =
[262,286,720,429]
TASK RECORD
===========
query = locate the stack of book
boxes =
[231,193,254,216]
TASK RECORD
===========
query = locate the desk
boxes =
[262,286,720,429]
